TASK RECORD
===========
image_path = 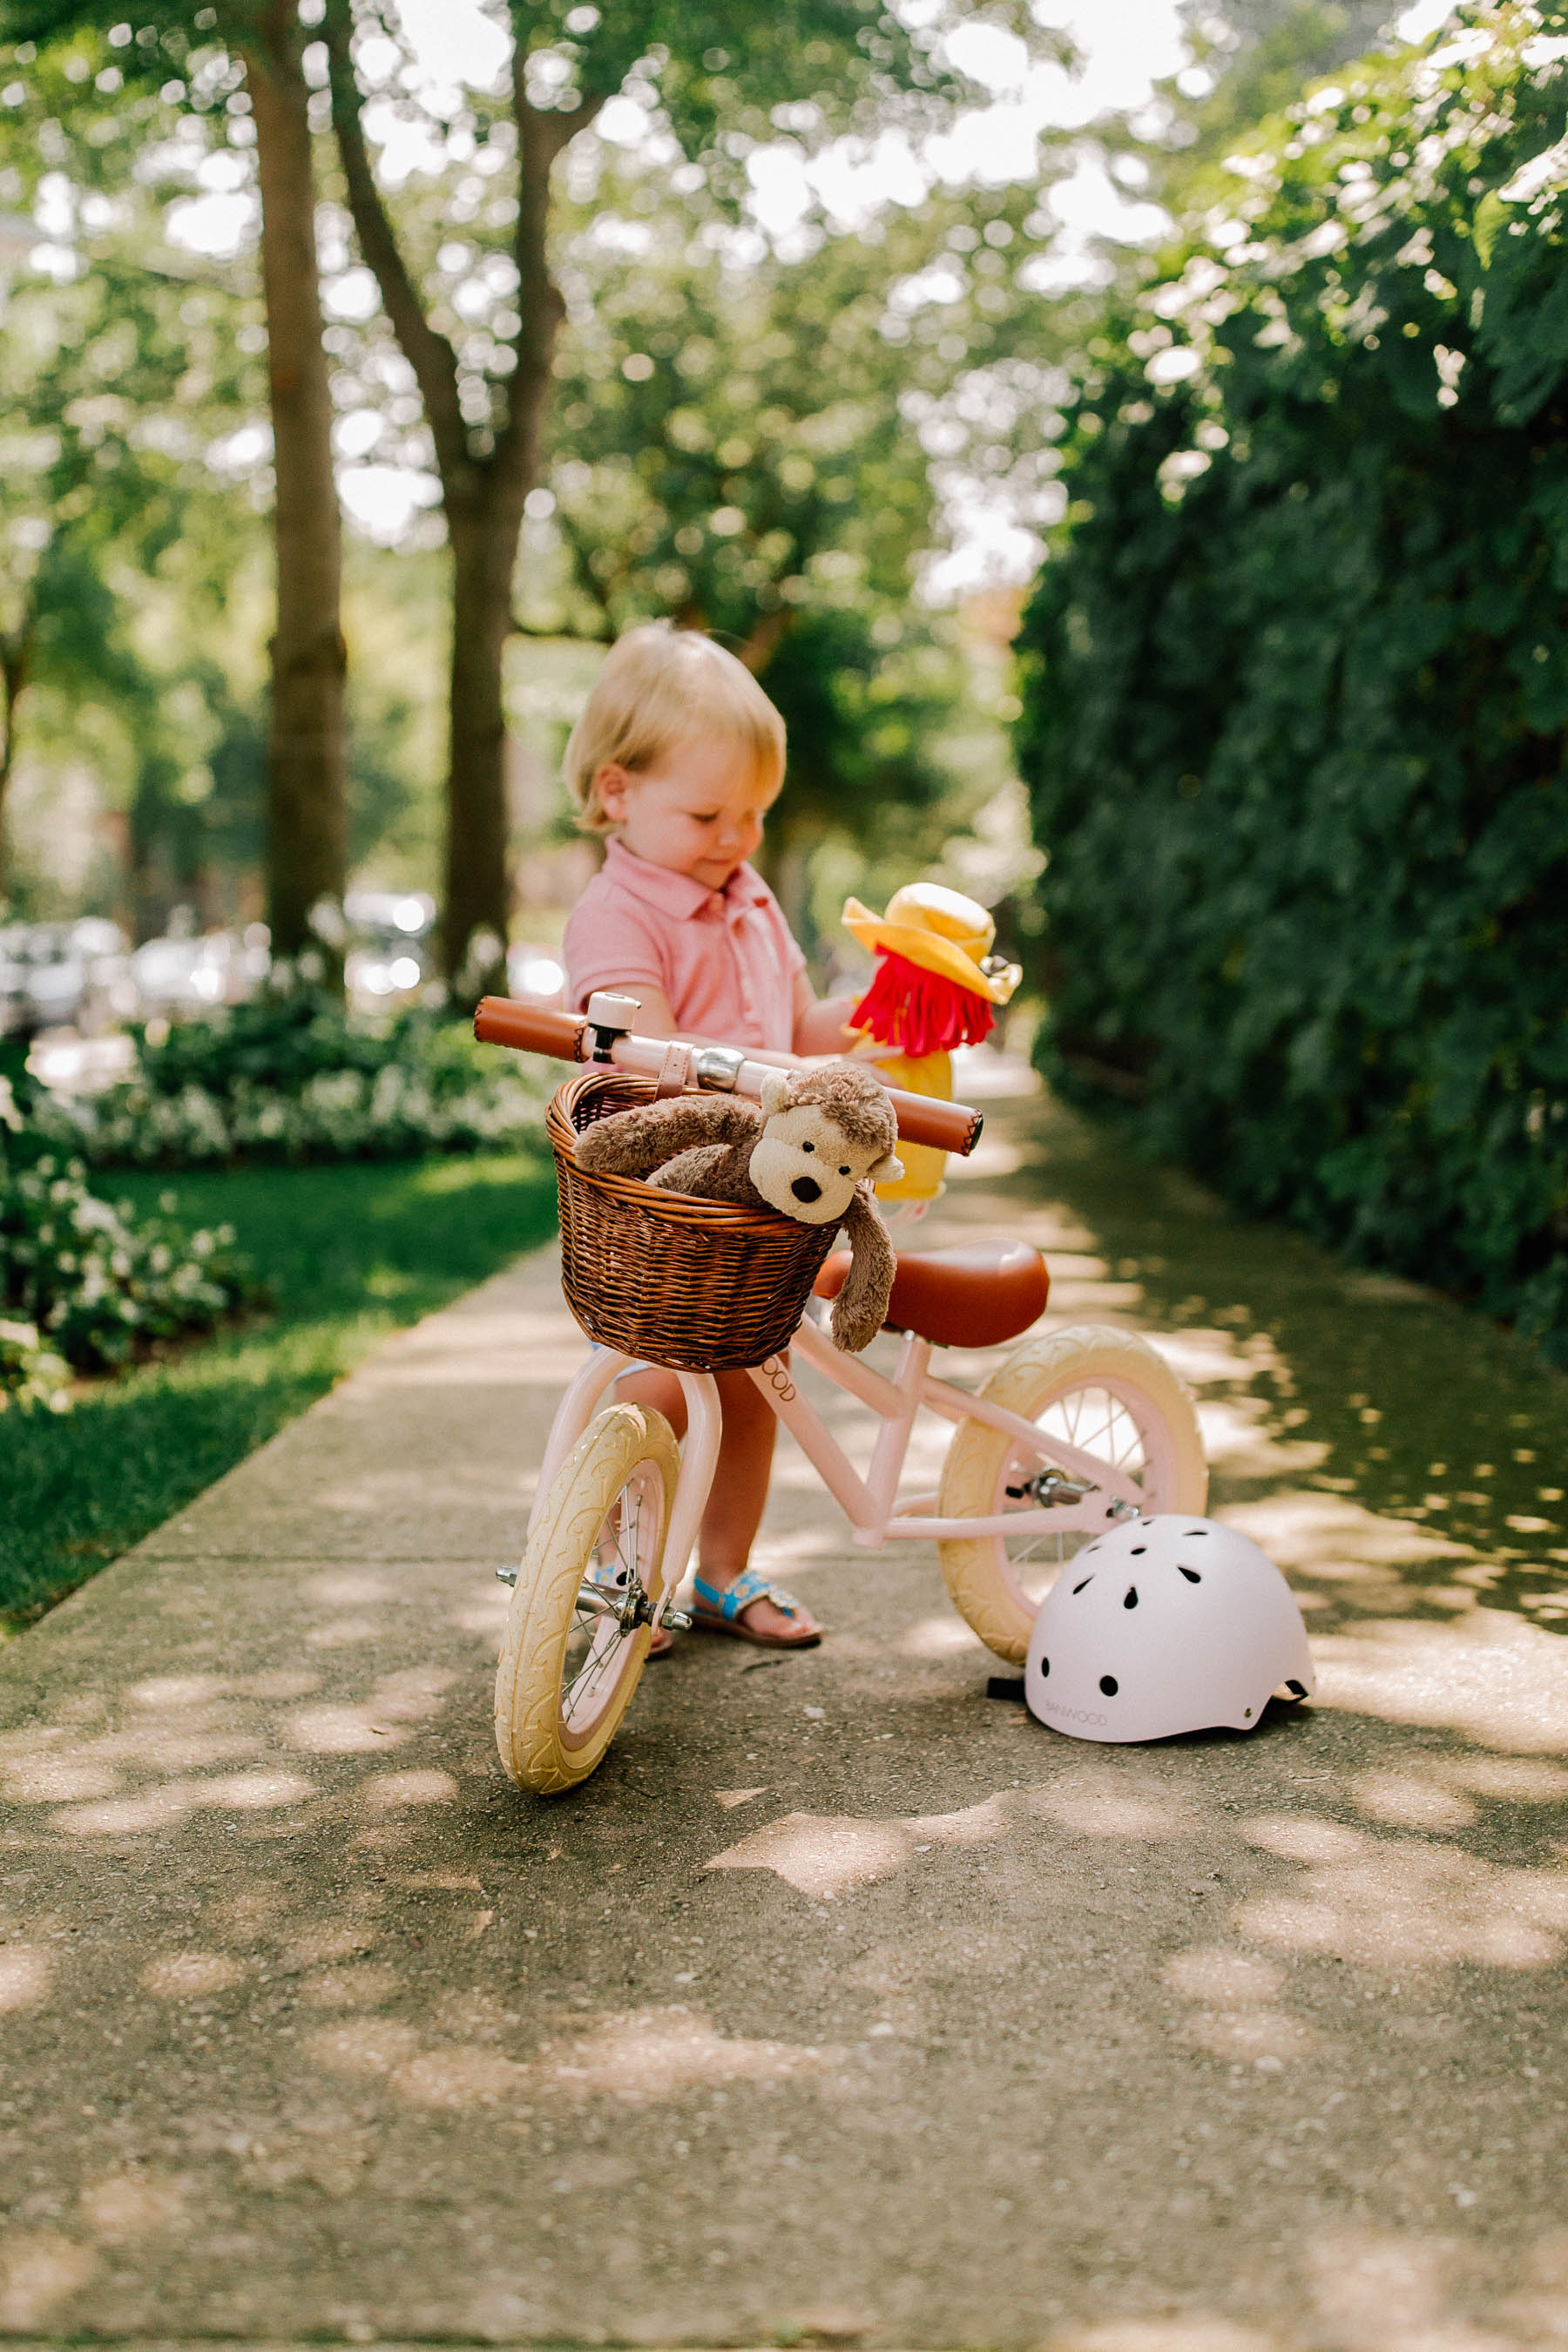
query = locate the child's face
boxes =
[597,738,780,890]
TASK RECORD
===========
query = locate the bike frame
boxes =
[528,1305,1147,1625]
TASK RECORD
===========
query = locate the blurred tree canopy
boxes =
[522,158,1070,923]
[0,35,273,918]
[0,0,1134,970]
[318,0,1063,995]
[1126,1,1401,201]
[1016,0,1568,1355]
[2,0,353,965]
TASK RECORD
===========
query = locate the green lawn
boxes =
[1,1150,558,1635]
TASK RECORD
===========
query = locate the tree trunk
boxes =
[438,105,564,1000]
[326,19,579,1002]
[128,776,162,944]
[244,3,346,971]
[737,608,794,674]
[0,622,30,897]
[443,504,522,995]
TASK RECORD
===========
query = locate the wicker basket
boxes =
[547,1069,840,1372]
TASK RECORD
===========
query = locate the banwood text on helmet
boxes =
[1024,1514,1314,1745]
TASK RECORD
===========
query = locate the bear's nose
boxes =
[791,1175,822,1204]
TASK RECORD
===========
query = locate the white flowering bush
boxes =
[0,1153,251,1395]
[0,1316,71,1416]
[30,992,551,1170]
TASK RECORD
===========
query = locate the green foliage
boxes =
[312,0,1051,452]
[755,606,964,868]
[306,0,1065,981]
[1124,1,1397,206]
[0,18,274,920]
[28,987,551,1166]
[132,985,429,1096]
[529,160,1060,916]
[1017,2,1568,1355]
[0,1146,558,1628]
[0,1310,68,1410]
[0,1143,250,1392]
[540,164,1053,638]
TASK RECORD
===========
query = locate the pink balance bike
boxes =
[476,994,1208,1794]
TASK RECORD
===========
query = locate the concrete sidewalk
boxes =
[3,1083,1568,2351]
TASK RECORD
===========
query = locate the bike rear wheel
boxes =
[495,1403,680,1795]
[936,1325,1207,1664]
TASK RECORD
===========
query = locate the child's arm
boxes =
[792,971,860,1057]
[589,976,858,1068]
[600,977,848,1069]
[591,980,793,1068]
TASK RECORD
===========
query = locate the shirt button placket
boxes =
[731,908,757,1032]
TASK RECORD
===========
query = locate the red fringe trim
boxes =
[850,951,996,1057]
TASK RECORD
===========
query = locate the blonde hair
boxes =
[564,622,787,834]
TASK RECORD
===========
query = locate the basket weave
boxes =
[547,1070,840,1372]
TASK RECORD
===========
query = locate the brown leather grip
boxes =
[473,995,585,1060]
[882,1086,983,1157]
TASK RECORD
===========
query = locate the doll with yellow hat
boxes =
[842,882,1021,1206]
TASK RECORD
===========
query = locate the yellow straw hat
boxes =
[843,882,1021,1006]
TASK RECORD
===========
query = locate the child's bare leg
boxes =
[615,1365,818,1641]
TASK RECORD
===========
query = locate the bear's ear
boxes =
[760,1072,791,1117]
[868,1150,904,1183]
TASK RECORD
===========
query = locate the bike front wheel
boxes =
[936,1325,1207,1664]
[495,1402,680,1795]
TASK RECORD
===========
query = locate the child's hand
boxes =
[792,988,861,1058]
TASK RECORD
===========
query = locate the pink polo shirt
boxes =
[563,837,805,1053]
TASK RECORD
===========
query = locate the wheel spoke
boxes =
[934,1340,1202,1676]
[564,1622,623,1714]
[559,1469,656,1734]
[997,1382,1154,1609]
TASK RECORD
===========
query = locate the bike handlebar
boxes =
[475,995,584,1061]
[474,993,984,1158]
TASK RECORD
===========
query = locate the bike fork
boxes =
[657,1371,722,1621]
[522,1356,722,1628]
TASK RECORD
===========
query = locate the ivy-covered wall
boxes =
[1017,3,1568,1356]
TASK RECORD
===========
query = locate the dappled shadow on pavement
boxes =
[939,1085,1568,1646]
[3,1093,1568,2349]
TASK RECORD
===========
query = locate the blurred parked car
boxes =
[130,923,270,1018]
[0,919,135,1041]
[345,890,436,1005]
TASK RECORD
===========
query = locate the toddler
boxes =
[562,623,855,1649]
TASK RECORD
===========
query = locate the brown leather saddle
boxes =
[814,1239,1049,1349]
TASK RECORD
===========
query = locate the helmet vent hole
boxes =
[1123,1585,1139,1610]
[1178,1565,1201,1585]
[1186,1529,1208,1538]
[1130,1544,1146,1555]
[1099,1674,1119,1697]
[1071,1576,1094,1595]
[1039,1656,1050,1679]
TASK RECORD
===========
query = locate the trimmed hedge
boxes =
[1017,3,1568,1355]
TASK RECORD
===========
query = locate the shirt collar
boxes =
[604,835,769,919]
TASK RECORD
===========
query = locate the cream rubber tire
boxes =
[495,1403,680,1795]
[937,1325,1207,1665]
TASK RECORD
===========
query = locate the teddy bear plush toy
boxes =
[572,1064,904,1352]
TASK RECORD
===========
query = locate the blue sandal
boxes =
[690,1568,821,1649]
